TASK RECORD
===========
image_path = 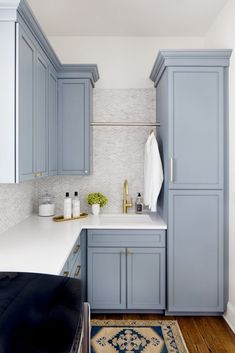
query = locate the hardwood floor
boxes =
[92,313,235,352]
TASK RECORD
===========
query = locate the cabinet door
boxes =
[58,79,91,175]
[48,68,57,175]
[168,190,224,312]
[88,247,126,309]
[34,52,48,177]
[80,230,87,302]
[127,248,165,310]
[168,67,224,189]
[18,27,36,181]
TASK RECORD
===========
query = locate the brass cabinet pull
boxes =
[74,265,81,277]
[34,172,43,177]
[127,250,133,255]
[73,244,80,254]
[63,271,69,277]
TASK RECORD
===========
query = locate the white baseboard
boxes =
[223,302,235,333]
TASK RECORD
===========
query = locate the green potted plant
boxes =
[87,192,108,215]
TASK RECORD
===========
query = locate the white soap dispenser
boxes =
[72,191,80,218]
[64,192,72,219]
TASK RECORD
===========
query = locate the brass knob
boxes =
[34,172,43,177]
[63,271,69,277]
[127,250,133,256]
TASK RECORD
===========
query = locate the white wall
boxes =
[48,36,204,88]
[205,0,235,332]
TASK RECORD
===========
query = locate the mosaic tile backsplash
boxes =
[0,181,35,234]
[0,89,156,233]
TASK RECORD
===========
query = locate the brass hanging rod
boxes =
[90,122,160,127]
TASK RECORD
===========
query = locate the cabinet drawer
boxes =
[88,229,165,247]
[68,237,81,270]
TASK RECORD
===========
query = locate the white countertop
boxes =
[0,213,167,276]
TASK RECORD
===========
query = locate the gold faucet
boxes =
[123,179,133,214]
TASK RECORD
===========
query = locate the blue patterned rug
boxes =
[91,320,188,353]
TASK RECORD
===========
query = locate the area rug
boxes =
[91,320,189,353]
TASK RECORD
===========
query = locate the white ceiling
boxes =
[27,0,227,37]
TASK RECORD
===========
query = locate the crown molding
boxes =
[0,1,20,20]
[150,49,232,86]
[0,0,99,83]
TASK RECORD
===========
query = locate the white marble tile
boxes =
[0,180,35,234]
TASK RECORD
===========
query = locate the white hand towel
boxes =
[144,134,152,207]
[144,132,163,212]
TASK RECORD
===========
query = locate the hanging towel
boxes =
[144,132,163,212]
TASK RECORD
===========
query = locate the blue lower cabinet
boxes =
[127,248,165,310]
[88,247,126,310]
[60,230,86,302]
[168,190,224,313]
[87,230,166,311]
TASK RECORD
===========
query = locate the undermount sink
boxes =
[99,214,153,224]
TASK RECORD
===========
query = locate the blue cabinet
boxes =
[18,27,49,181]
[48,68,58,175]
[35,51,48,177]
[87,229,166,311]
[168,190,224,312]
[58,79,92,175]
[127,247,165,310]
[150,50,231,314]
[0,1,99,183]
[60,230,87,302]
[18,26,36,181]
[88,247,126,310]
[168,67,224,190]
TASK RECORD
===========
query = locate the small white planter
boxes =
[91,203,100,216]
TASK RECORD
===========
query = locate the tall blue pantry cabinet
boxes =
[150,50,232,314]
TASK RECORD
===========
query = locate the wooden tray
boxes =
[53,213,88,222]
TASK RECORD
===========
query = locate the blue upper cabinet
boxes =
[18,26,49,181]
[0,1,99,183]
[18,26,36,182]
[151,50,231,190]
[168,66,224,189]
[58,79,92,175]
[35,51,48,178]
[48,68,58,176]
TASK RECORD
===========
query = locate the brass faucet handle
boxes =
[126,198,133,207]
